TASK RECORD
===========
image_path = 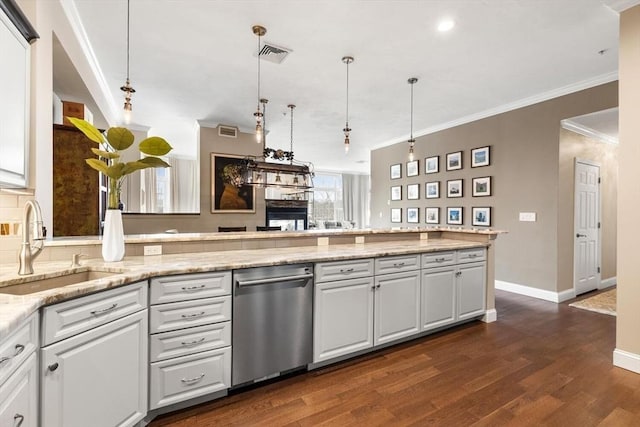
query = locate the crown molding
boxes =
[603,0,640,13]
[196,120,260,135]
[561,119,618,144]
[373,71,618,151]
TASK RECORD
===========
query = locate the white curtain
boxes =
[342,173,370,228]
[140,168,157,213]
[168,156,199,212]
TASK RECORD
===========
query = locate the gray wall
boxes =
[370,82,617,293]
[123,125,265,234]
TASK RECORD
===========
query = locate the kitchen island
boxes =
[0,228,501,426]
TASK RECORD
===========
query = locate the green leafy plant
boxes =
[68,117,173,209]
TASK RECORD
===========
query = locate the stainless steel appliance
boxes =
[232,263,313,387]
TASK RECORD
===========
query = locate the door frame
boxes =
[573,158,601,295]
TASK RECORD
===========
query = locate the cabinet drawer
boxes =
[42,281,147,346]
[375,254,420,275]
[0,312,38,387]
[457,248,486,263]
[422,251,455,269]
[150,271,231,304]
[315,258,374,283]
[0,353,37,427]
[150,296,231,334]
[150,321,231,362]
[149,347,231,410]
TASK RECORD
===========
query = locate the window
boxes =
[310,173,343,224]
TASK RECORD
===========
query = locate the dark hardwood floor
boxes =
[149,290,640,426]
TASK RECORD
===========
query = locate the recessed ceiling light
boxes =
[437,19,455,32]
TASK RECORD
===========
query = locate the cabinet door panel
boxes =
[41,310,148,427]
[421,266,456,331]
[0,353,37,427]
[458,262,486,320]
[374,271,421,345]
[313,277,374,362]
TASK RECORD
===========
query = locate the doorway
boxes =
[573,159,601,295]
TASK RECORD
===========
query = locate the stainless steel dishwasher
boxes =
[232,263,313,387]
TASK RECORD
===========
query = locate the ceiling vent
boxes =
[258,42,292,64]
[218,125,238,138]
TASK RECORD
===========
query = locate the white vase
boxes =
[102,209,125,262]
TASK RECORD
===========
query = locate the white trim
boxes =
[481,309,497,323]
[372,71,618,151]
[59,0,119,126]
[495,280,575,303]
[600,277,617,289]
[613,349,640,373]
[561,120,618,144]
[604,0,640,13]
[196,120,255,135]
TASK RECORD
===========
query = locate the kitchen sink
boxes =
[0,270,117,295]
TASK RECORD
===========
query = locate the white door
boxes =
[574,160,600,295]
[374,271,421,346]
[313,277,374,363]
[41,310,148,427]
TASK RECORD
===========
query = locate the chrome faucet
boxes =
[18,200,45,275]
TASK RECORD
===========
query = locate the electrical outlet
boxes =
[355,236,365,244]
[144,245,162,256]
[519,212,537,222]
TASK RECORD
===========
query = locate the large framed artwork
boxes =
[211,153,255,213]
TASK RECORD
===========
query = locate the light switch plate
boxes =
[144,245,162,256]
[519,212,537,222]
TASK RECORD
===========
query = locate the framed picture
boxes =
[407,207,419,223]
[390,164,402,180]
[447,179,463,198]
[425,156,439,174]
[211,153,255,213]
[407,183,420,200]
[447,207,463,225]
[472,176,492,197]
[406,160,419,177]
[472,207,491,226]
[390,185,402,201]
[446,151,462,171]
[471,146,490,167]
[391,208,402,223]
[425,207,439,224]
[425,181,440,199]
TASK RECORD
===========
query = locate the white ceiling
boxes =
[64,0,620,173]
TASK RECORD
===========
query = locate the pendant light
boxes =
[120,0,135,124]
[288,104,300,185]
[253,25,267,144]
[342,56,354,154]
[407,77,418,161]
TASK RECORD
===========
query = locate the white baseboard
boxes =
[481,309,497,323]
[600,277,617,289]
[495,280,575,303]
[613,348,640,373]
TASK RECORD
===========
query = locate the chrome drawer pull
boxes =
[340,268,354,273]
[0,344,26,368]
[468,254,478,258]
[181,373,205,384]
[90,303,118,315]
[181,311,206,319]
[14,414,25,427]
[181,337,206,346]
[393,262,405,267]
[435,258,446,262]
[181,284,206,292]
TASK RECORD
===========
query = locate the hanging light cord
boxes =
[345,60,350,126]
[290,105,294,164]
[256,33,261,110]
[410,81,414,140]
[126,0,130,80]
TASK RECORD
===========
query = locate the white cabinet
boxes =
[41,309,148,427]
[313,276,374,362]
[0,312,38,427]
[148,271,232,410]
[374,270,421,346]
[457,262,486,320]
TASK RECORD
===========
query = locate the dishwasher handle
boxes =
[236,273,314,287]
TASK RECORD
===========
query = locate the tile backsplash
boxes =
[0,190,34,265]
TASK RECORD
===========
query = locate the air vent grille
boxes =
[218,125,238,138]
[259,42,291,64]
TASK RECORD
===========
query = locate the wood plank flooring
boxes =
[149,290,640,426]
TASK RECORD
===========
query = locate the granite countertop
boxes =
[0,238,487,340]
[43,227,504,246]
